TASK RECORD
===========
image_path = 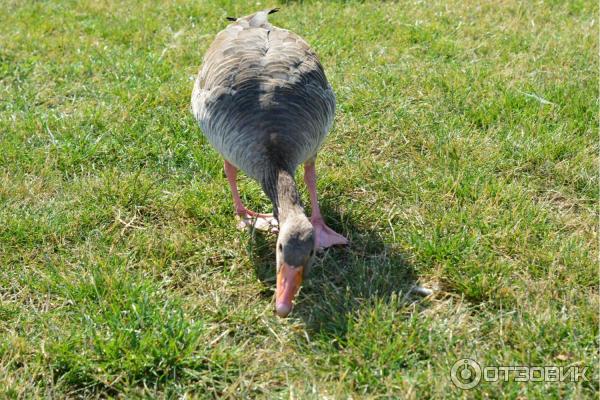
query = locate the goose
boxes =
[191,8,347,317]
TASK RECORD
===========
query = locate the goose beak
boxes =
[275,263,304,317]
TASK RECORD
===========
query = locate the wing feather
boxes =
[191,16,335,176]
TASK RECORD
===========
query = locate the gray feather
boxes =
[191,10,335,181]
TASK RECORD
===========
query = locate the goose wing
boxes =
[192,15,335,173]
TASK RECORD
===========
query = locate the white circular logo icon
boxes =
[451,358,482,390]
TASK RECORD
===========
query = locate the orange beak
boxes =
[275,263,304,317]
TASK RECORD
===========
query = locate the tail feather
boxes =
[225,8,281,26]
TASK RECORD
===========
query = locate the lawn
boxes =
[0,0,597,398]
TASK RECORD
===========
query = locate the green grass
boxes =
[0,0,597,398]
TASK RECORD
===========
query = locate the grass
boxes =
[0,0,597,398]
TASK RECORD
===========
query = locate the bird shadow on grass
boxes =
[245,202,424,339]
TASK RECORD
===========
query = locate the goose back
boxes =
[191,11,336,179]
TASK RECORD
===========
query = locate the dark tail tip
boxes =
[226,16,237,21]
[268,8,279,14]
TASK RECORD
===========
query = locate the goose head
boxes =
[274,212,315,317]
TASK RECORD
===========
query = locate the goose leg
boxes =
[224,160,278,232]
[304,161,348,248]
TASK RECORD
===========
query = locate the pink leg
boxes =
[224,160,278,232]
[304,161,348,248]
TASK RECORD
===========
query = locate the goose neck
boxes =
[262,168,304,222]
